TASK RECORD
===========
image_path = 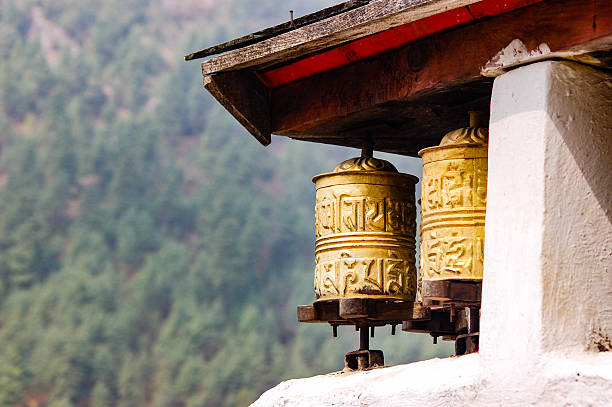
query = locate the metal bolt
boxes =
[359,326,369,351]
[361,136,373,158]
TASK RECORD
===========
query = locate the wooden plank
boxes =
[203,71,271,146]
[259,0,545,88]
[201,0,482,75]
[372,301,430,321]
[313,300,341,322]
[270,0,612,137]
[339,298,369,318]
[453,307,480,332]
[421,280,482,302]
[402,309,455,333]
[297,305,319,322]
[257,6,474,88]
[185,0,372,61]
[302,299,430,323]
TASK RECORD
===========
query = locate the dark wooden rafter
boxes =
[203,71,271,145]
[297,299,430,324]
[422,280,481,303]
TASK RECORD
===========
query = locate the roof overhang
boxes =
[189,0,612,155]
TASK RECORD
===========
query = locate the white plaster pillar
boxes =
[480,61,612,374]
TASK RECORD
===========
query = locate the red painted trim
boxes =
[258,0,545,88]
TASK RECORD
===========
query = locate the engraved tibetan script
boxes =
[420,232,484,279]
[315,195,415,237]
[423,160,488,212]
[314,252,416,298]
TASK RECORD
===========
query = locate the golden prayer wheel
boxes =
[313,156,418,300]
[418,112,488,282]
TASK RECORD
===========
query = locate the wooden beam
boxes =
[259,0,545,88]
[203,71,271,146]
[257,6,475,88]
[270,0,612,137]
[298,300,430,323]
[201,0,482,74]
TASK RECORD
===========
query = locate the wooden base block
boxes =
[297,298,429,325]
[297,296,481,356]
[345,349,384,371]
[402,305,481,355]
[422,279,482,305]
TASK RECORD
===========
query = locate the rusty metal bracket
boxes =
[298,298,431,370]
[297,298,430,325]
[422,280,482,307]
[402,304,481,355]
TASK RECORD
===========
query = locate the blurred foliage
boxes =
[0,0,452,406]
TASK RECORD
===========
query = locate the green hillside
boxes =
[0,1,451,406]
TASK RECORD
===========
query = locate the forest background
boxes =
[0,0,452,406]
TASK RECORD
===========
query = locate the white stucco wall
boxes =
[252,353,612,407]
[481,61,612,375]
[540,62,612,354]
[251,61,612,407]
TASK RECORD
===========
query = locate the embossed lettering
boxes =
[365,198,385,231]
[340,196,364,232]
[314,253,415,298]
[315,198,335,237]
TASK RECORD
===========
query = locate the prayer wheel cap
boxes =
[438,111,488,147]
[438,125,488,147]
[333,157,398,173]
[313,156,417,186]
[417,111,489,161]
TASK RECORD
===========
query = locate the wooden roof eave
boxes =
[194,0,612,155]
[198,0,482,75]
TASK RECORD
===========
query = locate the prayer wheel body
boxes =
[418,119,488,282]
[313,157,418,300]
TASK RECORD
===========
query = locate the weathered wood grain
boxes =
[200,0,481,74]
[339,298,369,318]
[185,0,371,61]
[372,301,430,321]
[297,305,320,323]
[402,309,455,334]
[203,71,271,145]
